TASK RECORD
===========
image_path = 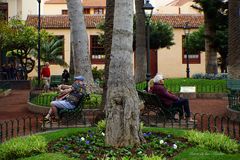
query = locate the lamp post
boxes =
[143,0,154,90]
[183,22,190,78]
[37,0,41,87]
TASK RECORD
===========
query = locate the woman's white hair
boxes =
[153,74,164,83]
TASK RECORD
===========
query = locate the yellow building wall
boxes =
[28,28,104,78]
[44,4,67,15]
[157,28,205,78]
[28,27,205,79]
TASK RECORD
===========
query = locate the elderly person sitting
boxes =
[44,75,86,122]
[149,73,194,122]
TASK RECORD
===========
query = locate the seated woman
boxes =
[149,74,194,122]
[44,75,86,122]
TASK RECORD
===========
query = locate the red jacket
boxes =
[41,67,50,77]
[150,83,178,106]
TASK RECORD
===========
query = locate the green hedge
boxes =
[136,79,228,93]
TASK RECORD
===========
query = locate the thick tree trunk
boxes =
[134,0,146,83]
[66,0,96,91]
[204,16,218,74]
[102,0,115,110]
[105,0,141,147]
[228,0,240,79]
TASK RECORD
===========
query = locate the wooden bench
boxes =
[57,94,90,123]
[137,90,183,121]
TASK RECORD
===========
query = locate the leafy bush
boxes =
[97,119,106,133]
[30,92,102,108]
[0,135,47,160]
[92,67,104,81]
[186,130,240,153]
[192,73,228,80]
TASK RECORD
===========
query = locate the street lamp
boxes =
[37,0,41,87]
[183,22,190,78]
[143,0,154,90]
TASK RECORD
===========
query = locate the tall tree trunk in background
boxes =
[69,40,74,75]
[105,0,141,147]
[135,0,146,83]
[204,16,218,74]
[228,0,240,79]
[66,0,95,91]
[102,0,115,110]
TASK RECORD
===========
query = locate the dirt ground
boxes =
[0,90,228,122]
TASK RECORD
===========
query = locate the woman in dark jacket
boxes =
[150,74,194,122]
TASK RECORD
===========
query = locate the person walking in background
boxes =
[61,69,70,84]
[41,62,51,92]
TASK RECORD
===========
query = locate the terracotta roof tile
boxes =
[166,0,192,6]
[26,14,203,29]
[152,14,203,28]
[45,0,106,7]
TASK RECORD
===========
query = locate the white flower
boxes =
[102,132,105,136]
[81,137,85,141]
[173,144,177,149]
[159,140,164,144]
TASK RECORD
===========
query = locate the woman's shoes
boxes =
[186,117,197,122]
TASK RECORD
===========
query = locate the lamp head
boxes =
[142,0,154,19]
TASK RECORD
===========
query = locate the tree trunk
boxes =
[105,0,141,147]
[204,16,218,74]
[228,0,240,79]
[134,0,146,83]
[101,0,115,110]
[66,0,95,91]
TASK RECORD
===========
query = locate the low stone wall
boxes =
[28,102,49,114]
[0,80,31,90]
[226,106,240,122]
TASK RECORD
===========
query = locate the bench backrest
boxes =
[137,90,163,107]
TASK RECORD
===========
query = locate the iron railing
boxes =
[0,112,239,143]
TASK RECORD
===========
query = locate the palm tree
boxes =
[193,0,223,74]
[66,0,95,90]
[135,0,146,83]
[105,0,141,147]
[228,0,240,79]
[101,0,115,109]
[34,37,68,67]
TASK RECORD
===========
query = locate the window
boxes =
[94,8,103,14]
[0,3,8,20]
[62,10,68,15]
[182,36,200,64]
[83,8,90,14]
[90,35,105,64]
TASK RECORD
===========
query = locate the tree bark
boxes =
[134,0,146,83]
[102,0,115,110]
[228,0,240,79]
[105,0,141,147]
[204,16,218,74]
[66,0,96,91]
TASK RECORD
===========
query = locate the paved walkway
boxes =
[0,90,228,122]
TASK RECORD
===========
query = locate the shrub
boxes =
[92,67,104,81]
[192,73,228,80]
[97,119,106,133]
[0,135,47,160]
[186,130,240,154]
